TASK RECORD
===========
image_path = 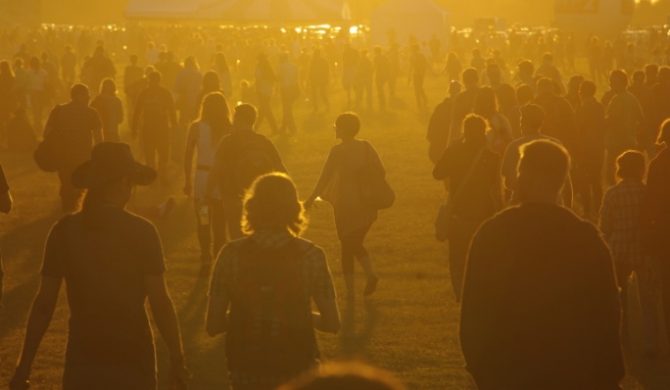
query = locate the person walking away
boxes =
[123,54,144,125]
[60,45,77,89]
[26,57,50,130]
[279,52,300,135]
[197,71,222,108]
[43,84,103,212]
[373,47,391,111]
[132,71,177,183]
[450,68,480,144]
[354,50,373,111]
[91,79,124,142]
[255,54,279,134]
[604,69,643,184]
[208,104,287,240]
[213,52,233,98]
[575,80,606,220]
[427,81,461,164]
[461,140,624,390]
[10,142,188,390]
[0,164,12,307]
[533,78,578,157]
[473,87,513,155]
[207,172,340,390]
[309,49,330,113]
[409,44,428,110]
[174,57,203,160]
[341,44,359,108]
[433,114,502,301]
[0,61,17,148]
[642,121,670,355]
[184,92,231,265]
[305,113,387,297]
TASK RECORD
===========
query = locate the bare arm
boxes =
[11,276,62,386]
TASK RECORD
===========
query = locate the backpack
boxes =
[231,135,277,193]
[226,238,318,377]
[358,143,395,210]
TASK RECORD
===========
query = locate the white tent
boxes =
[370,0,449,46]
[126,0,349,23]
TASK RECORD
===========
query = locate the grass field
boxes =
[0,75,668,389]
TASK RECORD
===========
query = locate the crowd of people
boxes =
[0,21,669,389]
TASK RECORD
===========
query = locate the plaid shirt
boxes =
[600,180,646,266]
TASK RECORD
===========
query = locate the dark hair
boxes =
[199,92,231,141]
[201,71,220,93]
[462,114,488,145]
[609,69,628,90]
[462,68,479,87]
[580,80,596,97]
[234,103,257,128]
[474,87,498,118]
[335,112,361,138]
[518,140,570,194]
[242,173,307,236]
[616,150,646,180]
[70,84,89,101]
[520,104,545,131]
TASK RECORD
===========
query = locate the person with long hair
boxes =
[473,87,513,155]
[207,172,340,390]
[197,71,222,107]
[184,92,232,265]
[305,113,385,297]
[91,78,124,142]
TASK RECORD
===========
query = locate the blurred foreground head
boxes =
[279,362,405,390]
[242,172,306,236]
[517,140,570,204]
[70,84,90,105]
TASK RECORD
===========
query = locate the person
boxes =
[80,46,115,94]
[43,84,103,212]
[184,92,231,265]
[604,69,644,184]
[26,57,50,130]
[255,54,279,134]
[6,108,37,153]
[278,52,300,135]
[427,81,461,163]
[207,172,340,390]
[501,104,572,207]
[450,68,479,144]
[445,52,462,83]
[575,80,606,219]
[132,71,177,181]
[213,52,233,97]
[433,114,502,300]
[208,104,287,240]
[123,54,144,124]
[461,140,624,390]
[305,113,386,297]
[642,120,670,350]
[197,71,222,107]
[373,46,390,111]
[174,56,203,136]
[309,49,330,113]
[0,164,12,307]
[409,44,428,110]
[279,363,405,390]
[91,79,124,142]
[533,78,578,156]
[473,87,513,155]
[355,50,373,110]
[342,44,359,108]
[0,60,18,147]
[10,142,188,390]
[535,53,564,93]
[61,45,77,88]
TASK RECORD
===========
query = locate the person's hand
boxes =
[9,366,30,390]
[168,361,189,390]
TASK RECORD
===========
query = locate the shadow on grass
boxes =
[338,298,380,358]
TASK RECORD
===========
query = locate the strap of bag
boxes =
[448,147,486,204]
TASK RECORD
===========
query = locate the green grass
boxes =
[0,74,666,389]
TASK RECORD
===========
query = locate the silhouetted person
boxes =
[43,84,103,212]
[533,77,578,156]
[10,143,187,390]
[648,66,670,156]
[81,46,115,93]
[461,140,624,390]
[123,55,144,124]
[184,92,231,265]
[132,71,177,181]
[473,87,513,154]
[174,56,203,134]
[565,74,584,112]
[197,71,222,107]
[208,104,287,240]
[91,79,123,142]
[278,52,299,135]
[0,60,17,147]
[26,57,50,130]
[305,113,385,297]
[409,44,428,110]
[207,173,340,390]
[427,81,461,163]
[604,70,643,184]
[342,44,359,108]
[0,165,12,307]
[642,120,670,349]
[535,53,564,93]
[575,80,606,219]
[373,47,391,111]
[433,114,502,300]
[355,50,373,110]
[309,49,330,113]
[255,53,279,134]
[60,45,77,88]
[279,363,405,390]
[213,52,233,97]
[445,52,462,83]
[450,68,480,143]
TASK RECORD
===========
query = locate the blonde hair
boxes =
[242,172,307,236]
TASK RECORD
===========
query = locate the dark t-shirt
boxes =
[461,203,624,389]
[134,86,175,134]
[44,102,101,167]
[41,207,165,375]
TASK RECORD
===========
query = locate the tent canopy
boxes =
[126,0,348,23]
[370,0,448,45]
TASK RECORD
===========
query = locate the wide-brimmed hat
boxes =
[72,142,156,189]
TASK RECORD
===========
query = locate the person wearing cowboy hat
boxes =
[11,142,188,390]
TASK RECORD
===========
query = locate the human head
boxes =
[536,78,557,97]
[616,150,646,182]
[70,84,90,105]
[462,114,488,146]
[517,140,570,204]
[658,66,670,85]
[486,63,502,86]
[335,112,360,139]
[520,104,544,135]
[184,56,198,70]
[473,87,498,118]
[202,71,220,91]
[632,70,645,85]
[579,80,596,99]
[0,60,12,76]
[99,78,116,95]
[148,71,161,86]
[242,172,306,236]
[461,68,479,89]
[199,92,230,129]
[448,80,462,97]
[658,118,670,145]
[233,103,257,130]
[279,362,406,390]
[542,53,554,65]
[567,75,584,95]
[609,69,628,92]
[518,60,534,79]
[29,56,40,70]
[516,84,534,106]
